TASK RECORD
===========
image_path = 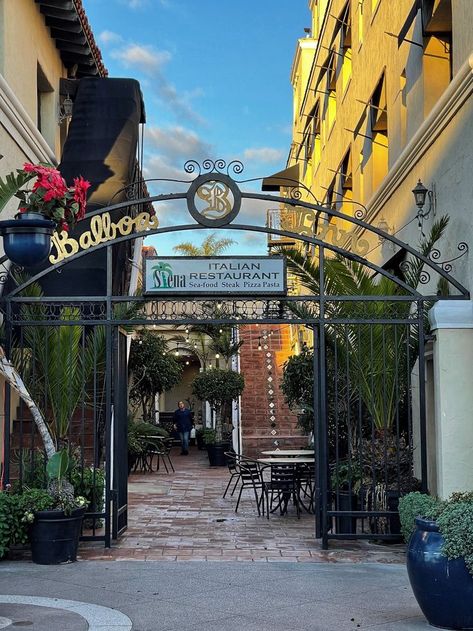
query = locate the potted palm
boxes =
[192,368,244,466]
[0,162,89,266]
[25,449,88,565]
[399,491,473,630]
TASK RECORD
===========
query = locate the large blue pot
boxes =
[407,517,473,629]
[0,212,55,266]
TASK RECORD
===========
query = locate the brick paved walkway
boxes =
[79,447,406,563]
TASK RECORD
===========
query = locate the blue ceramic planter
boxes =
[0,212,55,266]
[407,517,473,629]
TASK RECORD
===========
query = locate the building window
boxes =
[341,8,352,91]
[340,149,353,211]
[307,102,321,168]
[36,63,54,148]
[422,0,452,117]
[370,73,388,190]
[326,53,337,131]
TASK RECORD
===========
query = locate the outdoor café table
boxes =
[260,450,315,457]
[257,457,315,515]
[257,457,315,465]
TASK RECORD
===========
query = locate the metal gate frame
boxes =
[0,160,469,547]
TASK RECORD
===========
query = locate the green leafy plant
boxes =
[129,332,183,422]
[192,369,244,442]
[0,487,64,559]
[202,428,217,446]
[399,491,473,575]
[279,216,449,433]
[398,491,441,542]
[127,421,168,456]
[331,461,362,492]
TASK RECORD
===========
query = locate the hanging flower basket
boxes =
[0,163,90,266]
[0,212,55,266]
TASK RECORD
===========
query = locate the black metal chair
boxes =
[234,458,265,516]
[297,463,315,513]
[223,451,241,499]
[262,463,300,519]
[149,437,175,473]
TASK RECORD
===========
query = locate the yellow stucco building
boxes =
[280,0,473,498]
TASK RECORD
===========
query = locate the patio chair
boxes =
[297,463,315,513]
[234,458,265,516]
[223,451,241,499]
[149,437,175,473]
[262,463,300,519]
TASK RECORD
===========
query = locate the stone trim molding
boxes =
[429,300,473,330]
[365,53,473,224]
[0,73,56,165]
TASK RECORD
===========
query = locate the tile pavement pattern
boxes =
[79,448,405,563]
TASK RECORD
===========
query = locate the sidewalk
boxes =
[0,448,442,630]
[0,559,432,630]
[81,447,406,563]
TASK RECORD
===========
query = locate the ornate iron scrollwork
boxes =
[429,242,469,273]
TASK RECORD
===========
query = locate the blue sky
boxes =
[82,0,309,254]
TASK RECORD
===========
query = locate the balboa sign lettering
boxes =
[144,256,287,295]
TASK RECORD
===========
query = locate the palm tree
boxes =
[278,216,449,433]
[173,232,235,256]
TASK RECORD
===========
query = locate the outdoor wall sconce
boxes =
[58,94,73,125]
[412,180,435,234]
[376,216,393,245]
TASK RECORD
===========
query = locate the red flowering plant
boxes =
[0,163,90,233]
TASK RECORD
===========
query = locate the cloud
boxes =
[146,126,212,163]
[110,42,204,124]
[98,30,122,45]
[111,43,171,75]
[243,148,285,163]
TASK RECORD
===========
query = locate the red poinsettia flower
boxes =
[18,163,90,233]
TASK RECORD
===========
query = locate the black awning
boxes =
[262,164,300,191]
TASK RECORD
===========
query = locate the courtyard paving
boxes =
[80,446,405,563]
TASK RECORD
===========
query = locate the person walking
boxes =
[173,401,193,455]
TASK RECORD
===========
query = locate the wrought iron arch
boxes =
[1,161,470,552]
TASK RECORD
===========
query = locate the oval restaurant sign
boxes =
[144,256,287,295]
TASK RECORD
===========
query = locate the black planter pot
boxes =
[334,491,359,534]
[196,433,205,450]
[0,212,55,266]
[207,442,231,466]
[128,453,137,474]
[30,507,86,565]
[407,517,473,630]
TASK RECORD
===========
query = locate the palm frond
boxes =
[0,170,35,214]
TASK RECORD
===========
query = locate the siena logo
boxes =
[151,262,186,289]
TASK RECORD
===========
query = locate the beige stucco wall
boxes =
[0,0,65,154]
[0,0,65,253]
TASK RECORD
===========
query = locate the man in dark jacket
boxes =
[173,401,193,455]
